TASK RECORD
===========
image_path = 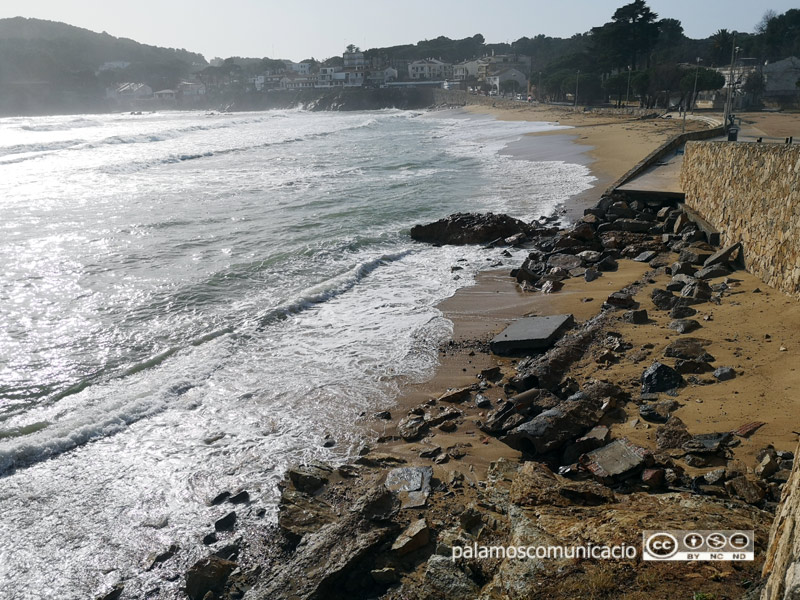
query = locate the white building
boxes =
[453,60,480,81]
[284,61,312,75]
[485,68,528,93]
[408,58,452,80]
[763,57,800,97]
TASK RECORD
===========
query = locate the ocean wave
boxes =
[257,250,411,328]
[0,139,84,158]
[18,118,102,132]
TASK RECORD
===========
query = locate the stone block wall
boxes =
[761,440,800,599]
[681,142,800,297]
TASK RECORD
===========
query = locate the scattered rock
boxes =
[288,463,332,493]
[641,468,665,488]
[682,432,732,454]
[398,415,427,441]
[584,267,601,282]
[651,288,678,310]
[547,253,583,270]
[725,476,765,505]
[663,338,715,362]
[422,555,480,600]
[671,261,696,276]
[669,304,697,319]
[756,454,779,479]
[674,359,714,374]
[641,361,684,394]
[703,242,742,268]
[680,280,713,303]
[214,512,236,532]
[623,309,648,324]
[229,491,249,504]
[606,292,636,308]
[596,256,619,271]
[695,264,732,280]
[713,366,736,381]
[438,387,472,403]
[391,518,431,555]
[668,319,701,334]
[634,250,658,262]
[656,417,692,450]
[185,556,238,600]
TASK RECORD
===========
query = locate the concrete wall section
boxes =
[681,142,800,297]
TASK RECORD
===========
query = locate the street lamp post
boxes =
[723,39,739,129]
[691,57,702,114]
[574,69,580,107]
[625,65,632,106]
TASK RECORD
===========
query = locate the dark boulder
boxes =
[713,366,736,381]
[695,264,732,280]
[668,319,701,334]
[641,361,684,394]
[410,212,532,245]
[651,288,678,311]
[664,338,715,362]
[185,556,238,600]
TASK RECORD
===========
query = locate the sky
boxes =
[0,0,796,62]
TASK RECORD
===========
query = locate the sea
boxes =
[0,108,595,599]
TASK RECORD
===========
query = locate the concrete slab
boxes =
[490,314,574,355]
[580,438,650,481]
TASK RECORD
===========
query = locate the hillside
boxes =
[0,17,207,114]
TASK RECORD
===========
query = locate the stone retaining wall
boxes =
[681,142,800,297]
[761,440,800,599]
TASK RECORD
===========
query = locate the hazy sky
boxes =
[1,0,795,62]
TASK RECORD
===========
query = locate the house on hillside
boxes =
[408,58,452,80]
[477,53,531,82]
[280,73,316,89]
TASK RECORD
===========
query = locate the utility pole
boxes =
[626,65,632,106]
[574,69,580,107]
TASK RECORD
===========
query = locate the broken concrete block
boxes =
[385,467,432,509]
[490,314,575,355]
[580,438,651,482]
